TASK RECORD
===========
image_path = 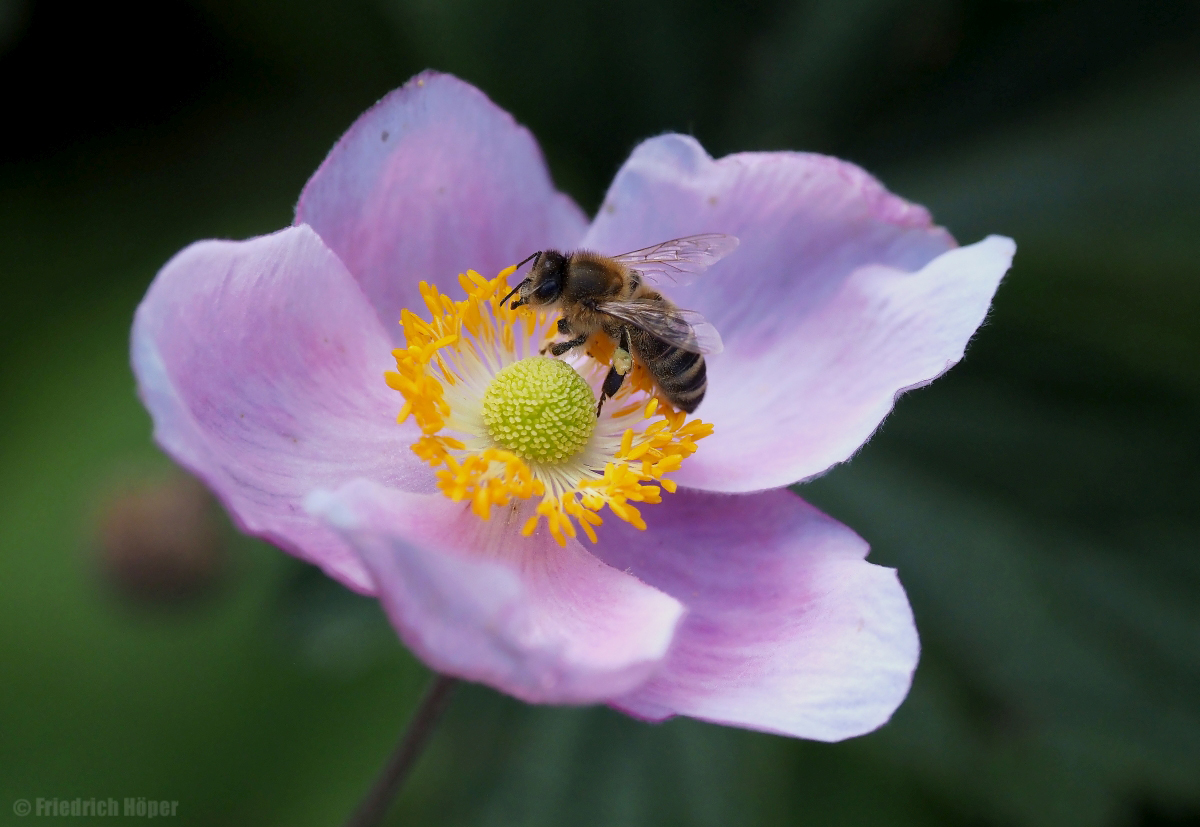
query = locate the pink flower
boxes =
[131,71,1014,740]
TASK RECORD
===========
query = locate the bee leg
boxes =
[596,327,633,417]
[549,334,587,357]
[614,326,633,375]
[597,364,627,417]
[612,347,633,376]
[541,318,577,355]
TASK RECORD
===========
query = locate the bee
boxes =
[501,233,738,415]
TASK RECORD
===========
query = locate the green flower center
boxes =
[482,357,596,464]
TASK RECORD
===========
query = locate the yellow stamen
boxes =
[384,266,714,545]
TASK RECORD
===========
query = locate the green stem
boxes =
[342,673,459,827]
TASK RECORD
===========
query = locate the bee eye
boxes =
[534,279,560,302]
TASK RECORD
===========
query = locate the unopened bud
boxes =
[96,471,227,604]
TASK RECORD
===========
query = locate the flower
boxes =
[131,71,1014,740]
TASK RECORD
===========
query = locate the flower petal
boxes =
[307,480,685,704]
[296,71,588,337]
[590,488,918,741]
[131,225,428,594]
[583,135,1014,490]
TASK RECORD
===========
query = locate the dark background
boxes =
[2,0,1199,825]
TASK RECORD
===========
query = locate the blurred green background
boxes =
[2,0,1198,824]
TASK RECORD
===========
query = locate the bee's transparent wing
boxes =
[599,300,724,355]
[611,233,739,286]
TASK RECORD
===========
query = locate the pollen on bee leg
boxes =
[613,348,633,376]
[384,266,714,542]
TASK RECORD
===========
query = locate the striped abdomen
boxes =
[630,329,707,413]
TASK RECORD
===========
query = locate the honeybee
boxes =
[501,233,738,415]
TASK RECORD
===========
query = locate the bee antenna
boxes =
[500,252,541,308]
[500,279,528,309]
[514,250,542,271]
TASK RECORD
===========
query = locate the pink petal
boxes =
[296,71,588,338]
[306,480,685,704]
[590,488,918,741]
[131,225,429,594]
[583,135,1014,491]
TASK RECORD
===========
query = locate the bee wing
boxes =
[611,233,739,286]
[600,299,724,355]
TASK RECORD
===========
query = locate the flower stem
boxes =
[342,673,459,827]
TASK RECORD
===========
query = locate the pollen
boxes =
[482,358,596,463]
[383,265,714,546]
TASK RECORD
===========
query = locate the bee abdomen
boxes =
[647,344,708,414]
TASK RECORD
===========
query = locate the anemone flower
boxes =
[132,71,1014,742]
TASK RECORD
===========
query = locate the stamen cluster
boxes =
[384,267,713,545]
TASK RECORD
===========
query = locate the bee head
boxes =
[504,250,566,310]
